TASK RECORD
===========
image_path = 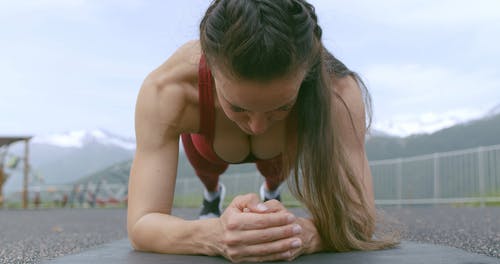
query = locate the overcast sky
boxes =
[1,0,499,138]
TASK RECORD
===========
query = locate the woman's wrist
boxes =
[195,217,225,256]
[297,217,324,254]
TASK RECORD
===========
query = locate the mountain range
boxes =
[2,107,500,193]
[366,111,500,160]
[3,129,135,192]
[370,104,500,138]
[75,110,500,187]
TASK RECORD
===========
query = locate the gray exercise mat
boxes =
[44,239,499,264]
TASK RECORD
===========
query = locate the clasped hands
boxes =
[215,193,322,263]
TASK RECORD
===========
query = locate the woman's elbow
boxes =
[127,216,150,251]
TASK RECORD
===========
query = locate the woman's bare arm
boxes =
[127,72,221,254]
[332,74,377,220]
[126,42,302,262]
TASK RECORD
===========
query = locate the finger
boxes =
[237,250,294,263]
[224,223,302,245]
[244,199,283,214]
[285,247,303,261]
[227,211,295,230]
[238,237,302,258]
[228,193,268,213]
[263,199,286,211]
[244,202,272,213]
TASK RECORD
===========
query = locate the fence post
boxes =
[433,153,440,205]
[182,178,188,207]
[477,147,485,207]
[255,171,260,195]
[397,158,403,208]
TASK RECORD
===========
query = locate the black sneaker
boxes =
[199,183,226,219]
[259,183,281,202]
[264,194,281,202]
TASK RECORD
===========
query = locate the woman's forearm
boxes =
[129,212,222,256]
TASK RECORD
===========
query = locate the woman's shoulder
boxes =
[330,74,367,143]
[136,40,202,137]
[145,40,202,94]
[330,72,362,104]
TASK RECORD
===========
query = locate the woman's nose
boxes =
[247,113,269,135]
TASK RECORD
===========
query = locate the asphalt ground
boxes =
[0,206,498,264]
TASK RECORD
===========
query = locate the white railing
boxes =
[4,182,127,208]
[176,145,500,206]
[4,144,500,208]
[173,144,500,207]
[370,144,500,206]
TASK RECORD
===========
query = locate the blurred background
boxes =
[1,0,499,209]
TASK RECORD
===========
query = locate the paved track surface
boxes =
[0,206,498,263]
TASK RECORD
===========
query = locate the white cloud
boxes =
[0,0,88,9]
[0,1,208,138]
[364,64,499,110]
[0,1,95,24]
[1,0,499,139]
[321,0,500,28]
[363,63,500,136]
[373,108,484,137]
[0,0,142,11]
[0,0,144,24]
[32,129,136,149]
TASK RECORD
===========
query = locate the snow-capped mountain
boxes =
[366,108,500,160]
[485,103,500,118]
[32,129,136,150]
[3,129,135,193]
[372,109,489,137]
[366,129,394,140]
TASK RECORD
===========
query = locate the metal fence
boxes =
[4,182,127,208]
[172,171,287,207]
[4,144,500,208]
[174,144,500,207]
[371,144,500,206]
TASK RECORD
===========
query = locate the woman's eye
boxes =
[277,105,292,111]
[231,106,246,112]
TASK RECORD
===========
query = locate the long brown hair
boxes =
[200,0,398,251]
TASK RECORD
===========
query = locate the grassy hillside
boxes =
[4,142,133,192]
[75,151,259,185]
[366,114,500,160]
[76,114,500,185]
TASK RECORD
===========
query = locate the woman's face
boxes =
[213,69,306,136]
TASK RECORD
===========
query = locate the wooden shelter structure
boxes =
[0,136,31,208]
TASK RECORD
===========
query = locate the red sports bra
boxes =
[185,55,266,165]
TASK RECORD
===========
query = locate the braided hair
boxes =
[199,0,396,252]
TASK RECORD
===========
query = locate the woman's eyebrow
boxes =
[274,99,296,110]
[228,96,297,111]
